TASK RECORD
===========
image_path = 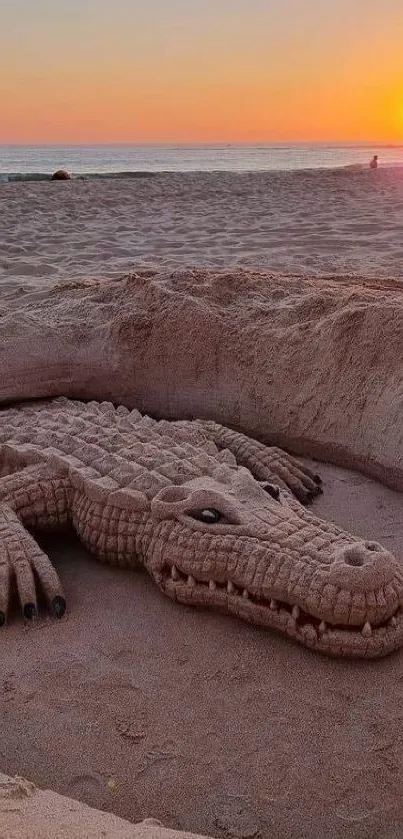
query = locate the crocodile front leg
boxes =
[0,465,69,624]
[196,420,322,504]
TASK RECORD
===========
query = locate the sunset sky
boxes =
[1,0,402,144]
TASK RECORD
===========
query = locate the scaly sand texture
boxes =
[1,397,399,658]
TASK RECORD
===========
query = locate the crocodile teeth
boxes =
[292,605,300,620]
[171,565,180,581]
[301,625,317,643]
[187,575,195,587]
[389,615,397,627]
[242,589,249,599]
[227,581,235,595]
[319,621,327,634]
[269,599,278,611]
[209,580,216,591]
[362,621,372,638]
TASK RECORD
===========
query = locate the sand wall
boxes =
[2,269,403,488]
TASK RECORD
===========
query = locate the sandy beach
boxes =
[1,169,403,288]
[1,170,403,838]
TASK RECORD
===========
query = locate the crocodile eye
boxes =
[192,508,222,524]
[263,483,280,501]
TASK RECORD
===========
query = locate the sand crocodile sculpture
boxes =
[0,397,402,658]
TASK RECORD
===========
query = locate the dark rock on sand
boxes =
[51,170,71,181]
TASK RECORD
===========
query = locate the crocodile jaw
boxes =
[145,475,403,658]
[160,568,403,658]
[145,514,403,658]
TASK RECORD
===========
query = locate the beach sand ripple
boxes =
[1,169,402,288]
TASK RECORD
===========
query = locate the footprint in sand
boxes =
[114,712,147,743]
[66,772,105,802]
[207,793,261,838]
[334,764,399,823]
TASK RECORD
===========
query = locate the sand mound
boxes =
[0,773,212,839]
[2,268,403,488]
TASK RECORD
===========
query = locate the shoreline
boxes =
[2,163,403,182]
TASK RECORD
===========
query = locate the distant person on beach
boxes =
[370,155,378,170]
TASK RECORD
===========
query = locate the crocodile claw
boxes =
[303,484,324,504]
[23,603,37,621]
[52,596,66,619]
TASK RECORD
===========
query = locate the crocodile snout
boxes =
[330,540,398,589]
[326,540,403,628]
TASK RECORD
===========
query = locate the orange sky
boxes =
[1,0,402,144]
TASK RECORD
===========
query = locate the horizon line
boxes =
[1,140,403,149]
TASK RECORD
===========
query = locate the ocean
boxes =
[1,143,403,181]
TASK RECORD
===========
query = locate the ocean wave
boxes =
[1,165,403,183]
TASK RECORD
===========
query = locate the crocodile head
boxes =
[146,465,403,658]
